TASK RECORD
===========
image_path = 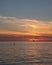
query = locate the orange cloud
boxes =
[0,16,52,36]
[0,30,35,36]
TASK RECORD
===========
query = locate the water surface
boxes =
[0,41,52,65]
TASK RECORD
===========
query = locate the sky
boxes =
[0,0,52,41]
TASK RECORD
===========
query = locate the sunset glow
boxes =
[0,0,52,41]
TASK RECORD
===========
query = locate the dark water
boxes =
[0,42,52,65]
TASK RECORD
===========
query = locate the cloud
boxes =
[0,16,52,36]
[0,16,16,20]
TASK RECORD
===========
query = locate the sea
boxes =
[0,41,52,65]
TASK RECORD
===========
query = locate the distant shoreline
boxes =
[0,34,52,42]
[0,40,52,42]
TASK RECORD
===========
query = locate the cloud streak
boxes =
[0,16,16,20]
[0,16,52,36]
